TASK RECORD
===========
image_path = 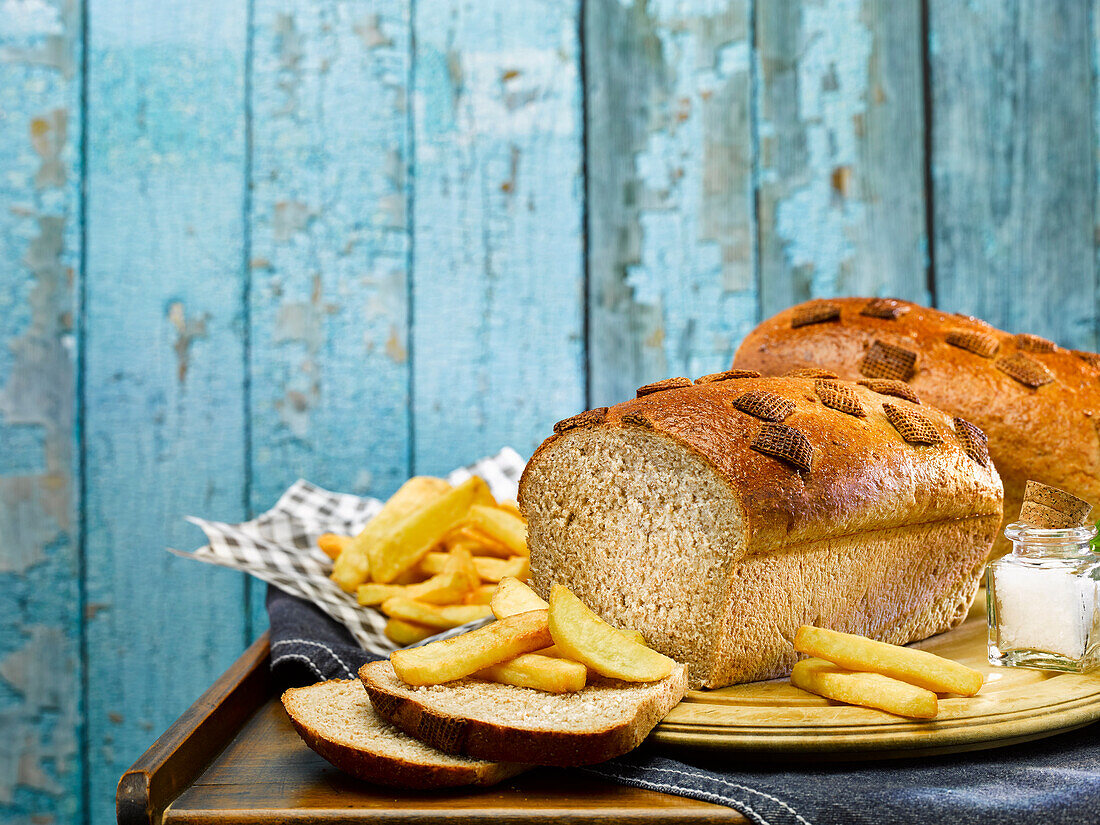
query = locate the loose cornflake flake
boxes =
[883,403,943,445]
[751,423,814,471]
[857,379,920,404]
[785,367,840,379]
[554,407,609,434]
[695,369,761,384]
[945,329,999,358]
[636,377,693,397]
[732,390,796,422]
[995,353,1054,389]
[1014,333,1056,353]
[859,340,918,381]
[860,298,909,320]
[815,380,865,417]
[953,417,989,466]
[791,303,841,328]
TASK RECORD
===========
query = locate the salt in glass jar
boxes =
[987,521,1100,672]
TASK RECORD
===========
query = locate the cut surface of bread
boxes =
[281,679,526,788]
[359,659,688,766]
[519,376,1003,688]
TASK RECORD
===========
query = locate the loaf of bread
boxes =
[732,297,1100,554]
[519,375,1003,688]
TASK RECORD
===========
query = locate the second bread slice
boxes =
[358,659,688,766]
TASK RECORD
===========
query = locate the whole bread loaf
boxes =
[519,375,1003,688]
[732,297,1100,554]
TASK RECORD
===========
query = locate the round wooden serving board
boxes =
[651,596,1100,760]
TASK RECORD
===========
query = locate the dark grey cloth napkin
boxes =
[269,584,1100,824]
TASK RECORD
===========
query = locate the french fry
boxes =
[463,505,528,556]
[392,565,426,585]
[465,584,497,605]
[384,618,436,646]
[318,533,351,560]
[548,585,674,682]
[791,657,939,719]
[492,576,549,619]
[357,583,406,607]
[331,476,451,591]
[476,653,587,693]
[442,546,480,591]
[390,609,552,685]
[371,476,494,583]
[451,528,515,558]
[794,626,984,696]
[496,499,523,520]
[420,551,529,583]
[380,597,493,630]
[621,629,648,647]
[475,555,530,583]
[405,571,473,604]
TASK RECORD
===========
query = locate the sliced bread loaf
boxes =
[358,659,688,766]
[281,679,527,788]
[519,375,1003,688]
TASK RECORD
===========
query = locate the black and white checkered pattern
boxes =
[172,448,525,657]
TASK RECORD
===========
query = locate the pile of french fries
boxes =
[389,578,675,693]
[319,475,530,646]
[791,626,985,718]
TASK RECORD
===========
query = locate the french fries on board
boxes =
[791,658,939,719]
[476,653,587,694]
[390,609,552,686]
[794,625,984,696]
[548,585,674,682]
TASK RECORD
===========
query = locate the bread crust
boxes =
[519,375,1002,688]
[731,297,1099,553]
[358,660,688,767]
[281,680,526,788]
[522,376,1003,557]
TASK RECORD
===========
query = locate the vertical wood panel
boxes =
[84,2,249,821]
[410,0,586,473]
[248,0,412,634]
[0,1,83,820]
[586,0,756,407]
[930,0,1096,345]
[758,0,929,317]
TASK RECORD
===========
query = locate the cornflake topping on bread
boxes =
[732,390,796,422]
[860,340,918,382]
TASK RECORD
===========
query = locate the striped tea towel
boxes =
[171,448,525,658]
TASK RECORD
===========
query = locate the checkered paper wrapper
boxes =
[170,448,525,657]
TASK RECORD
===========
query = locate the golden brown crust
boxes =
[280,683,526,788]
[732,297,1099,550]
[521,376,1003,558]
[358,661,688,767]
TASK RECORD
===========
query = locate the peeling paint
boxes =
[272,199,310,241]
[769,0,871,296]
[354,14,392,49]
[30,109,67,189]
[167,301,209,384]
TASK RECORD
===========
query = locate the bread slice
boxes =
[281,679,527,788]
[358,659,688,766]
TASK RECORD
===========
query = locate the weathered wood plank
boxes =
[586,0,756,407]
[83,2,250,821]
[248,0,412,635]
[0,0,83,820]
[409,0,586,473]
[757,0,929,317]
[930,0,1095,344]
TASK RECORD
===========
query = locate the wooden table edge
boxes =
[116,632,273,825]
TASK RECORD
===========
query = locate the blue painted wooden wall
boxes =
[1,0,1098,821]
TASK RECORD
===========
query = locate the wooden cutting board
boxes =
[651,595,1100,760]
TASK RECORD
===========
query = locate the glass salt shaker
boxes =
[987,521,1100,672]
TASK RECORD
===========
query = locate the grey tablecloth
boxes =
[270,585,1100,824]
